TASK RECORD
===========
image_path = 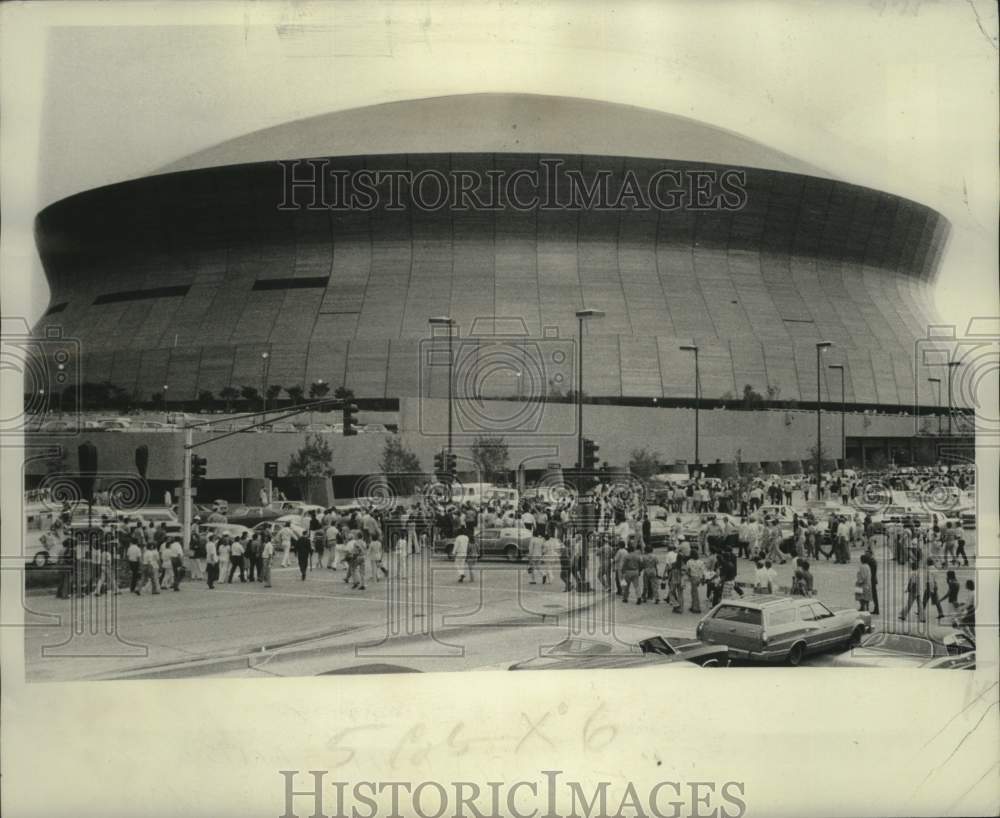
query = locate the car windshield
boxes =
[547,639,614,656]
[859,633,934,657]
[712,606,762,626]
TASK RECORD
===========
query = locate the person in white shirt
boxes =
[126,542,143,595]
[228,538,246,583]
[273,523,292,567]
[528,534,545,584]
[542,533,562,586]
[393,534,409,580]
[453,530,470,581]
[521,510,535,534]
[261,537,274,587]
[141,543,161,595]
[205,536,219,589]
[166,539,185,591]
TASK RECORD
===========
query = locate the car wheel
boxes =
[504,545,519,562]
[848,625,865,648]
[786,642,806,667]
[33,551,49,568]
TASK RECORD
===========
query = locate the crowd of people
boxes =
[42,467,975,633]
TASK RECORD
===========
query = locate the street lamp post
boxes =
[575,309,605,473]
[829,364,846,465]
[162,384,169,407]
[679,344,700,474]
[928,377,942,435]
[815,342,832,498]
[946,360,960,435]
[429,316,456,460]
[261,351,270,416]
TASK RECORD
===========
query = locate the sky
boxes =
[1,0,997,335]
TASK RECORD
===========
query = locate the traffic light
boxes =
[191,454,208,483]
[446,452,458,478]
[343,402,359,436]
[582,438,599,470]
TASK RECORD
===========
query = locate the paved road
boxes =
[22,533,979,681]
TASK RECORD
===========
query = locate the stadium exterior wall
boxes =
[33,153,951,412]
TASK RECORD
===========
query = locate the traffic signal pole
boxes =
[182,425,193,551]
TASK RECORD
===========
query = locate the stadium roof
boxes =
[159,93,836,180]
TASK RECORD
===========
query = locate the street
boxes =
[22,532,979,681]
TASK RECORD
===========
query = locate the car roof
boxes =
[717,594,805,609]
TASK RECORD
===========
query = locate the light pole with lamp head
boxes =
[828,364,846,466]
[429,316,456,462]
[575,309,605,475]
[679,344,700,475]
[928,377,942,434]
[815,342,832,498]
[946,360,960,435]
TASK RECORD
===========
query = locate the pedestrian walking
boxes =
[261,537,274,587]
[528,533,544,584]
[922,559,945,620]
[855,556,873,612]
[140,543,161,595]
[453,529,470,582]
[465,536,480,583]
[227,537,246,583]
[898,562,924,622]
[294,531,312,581]
[205,536,219,589]
[641,546,659,604]
[126,541,142,595]
[685,547,706,613]
[620,545,642,603]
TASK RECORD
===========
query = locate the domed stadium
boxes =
[33,94,949,413]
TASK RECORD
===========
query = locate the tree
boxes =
[219,386,239,413]
[197,390,215,412]
[470,434,510,482]
[628,447,661,480]
[265,384,283,403]
[742,384,764,410]
[766,384,781,404]
[309,381,331,399]
[379,437,423,495]
[807,443,831,474]
[334,386,355,401]
[287,434,337,497]
[240,385,260,404]
[285,384,305,404]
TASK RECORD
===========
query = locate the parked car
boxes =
[226,506,282,527]
[252,519,307,540]
[508,631,728,671]
[437,526,533,562]
[268,422,300,433]
[304,423,333,433]
[197,522,251,540]
[696,595,872,666]
[831,627,975,669]
[359,423,388,433]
